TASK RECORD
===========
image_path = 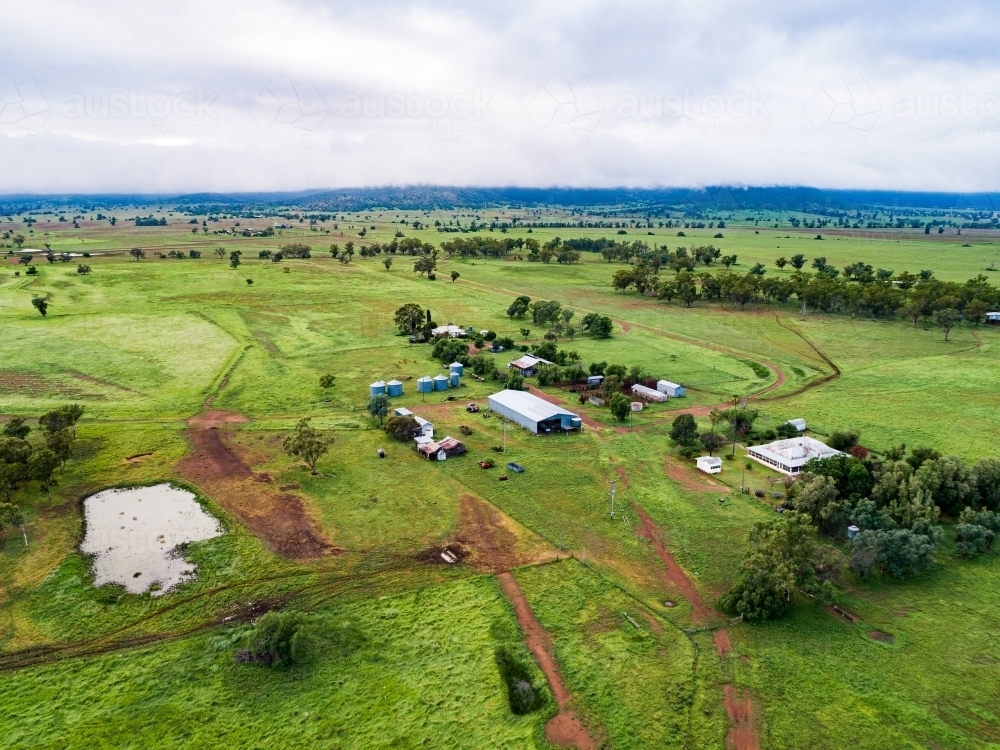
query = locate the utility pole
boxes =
[609,479,618,520]
[502,418,507,453]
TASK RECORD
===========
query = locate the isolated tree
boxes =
[775,256,788,270]
[789,254,806,270]
[214,247,227,259]
[29,448,59,500]
[230,251,242,269]
[394,303,425,335]
[39,404,84,435]
[330,244,340,258]
[366,393,391,424]
[282,418,333,475]
[31,298,48,317]
[2,417,30,440]
[609,393,631,421]
[934,308,959,341]
[12,234,25,249]
[507,295,531,319]
[383,257,393,271]
[130,247,146,261]
[450,270,460,282]
[724,406,759,457]
[670,413,699,445]
[708,407,723,435]
[700,431,726,456]
[318,374,336,391]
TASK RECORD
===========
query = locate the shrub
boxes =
[384,415,418,442]
[243,611,317,667]
[494,644,543,714]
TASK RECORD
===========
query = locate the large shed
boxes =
[746,437,841,475]
[487,389,582,434]
[631,384,668,402]
[656,380,685,397]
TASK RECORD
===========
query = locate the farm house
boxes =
[487,389,583,434]
[746,437,841,475]
[696,456,722,474]
[631,383,668,402]
[431,324,467,337]
[507,354,553,377]
[656,380,685,397]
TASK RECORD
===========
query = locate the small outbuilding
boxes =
[656,380,685,398]
[586,374,604,387]
[987,312,1000,325]
[630,401,643,412]
[387,379,404,397]
[786,418,807,432]
[438,436,467,457]
[415,437,446,461]
[696,456,722,474]
[413,416,434,438]
[393,406,413,418]
[487,389,582,434]
[507,354,553,377]
[369,380,387,396]
[632,384,668,402]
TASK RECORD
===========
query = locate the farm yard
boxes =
[1,204,1000,749]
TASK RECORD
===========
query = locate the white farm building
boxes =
[631,384,668,402]
[487,389,583,434]
[696,456,722,474]
[656,380,685,398]
[746,437,841,476]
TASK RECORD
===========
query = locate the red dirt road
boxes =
[176,411,337,560]
[497,572,597,750]
[723,685,758,750]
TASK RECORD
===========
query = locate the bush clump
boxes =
[494,644,543,714]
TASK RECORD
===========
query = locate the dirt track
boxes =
[497,572,597,750]
[176,411,337,560]
[527,386,602,428]
[455,495,524,573]
[664,457,730,493]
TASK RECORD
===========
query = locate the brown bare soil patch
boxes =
[714,629,732,656]
[634,505,715,624]
[497,572,597,750]
[454,494,523,573]
[664,458,730,493]
[723,685,759,750]
[640,610,663,633]
[67,370,136,393]
[0,371,93,399]
[176,412,337,560]
[825,605,860,624]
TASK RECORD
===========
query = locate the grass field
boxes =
[2,211,1000,748]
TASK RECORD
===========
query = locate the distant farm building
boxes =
[696,456,722,474]
[746,437,841,475]
[414,435,465,460]
[656,380,685,398]
[786,418,807,432]
[487,389,583,434]
[987,312,1000,325]
[631,384,667,402]
[431,324,467,338]
[438,436,467,457]
[586,375,603,387]
[507,354,553,377]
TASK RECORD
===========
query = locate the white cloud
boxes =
[2,0,1000,192]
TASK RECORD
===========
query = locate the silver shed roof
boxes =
[487,389,578,422]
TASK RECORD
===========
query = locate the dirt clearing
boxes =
[497,572,597,750]
[176,411,338,560]
[664,458,730,493]
[723,685,759,750]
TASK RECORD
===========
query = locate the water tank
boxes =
[386,379,403,397]
[416,376,433,393]
[570,417,583,429]
[433,374,449,391]
[449,371,460,388]
[369,380,386,396]
[449,361,464,376]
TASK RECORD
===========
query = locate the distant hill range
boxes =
[1,186,997,214]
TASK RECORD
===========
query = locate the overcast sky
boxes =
[1,0,999,194]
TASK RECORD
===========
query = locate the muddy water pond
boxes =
[80,483,223,596]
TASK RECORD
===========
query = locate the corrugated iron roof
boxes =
[488,389,578,422]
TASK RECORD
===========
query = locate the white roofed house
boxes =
[507,354,553,377]
[746,437,841,476]
[487,389,582,434]
[431,324,467,338]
